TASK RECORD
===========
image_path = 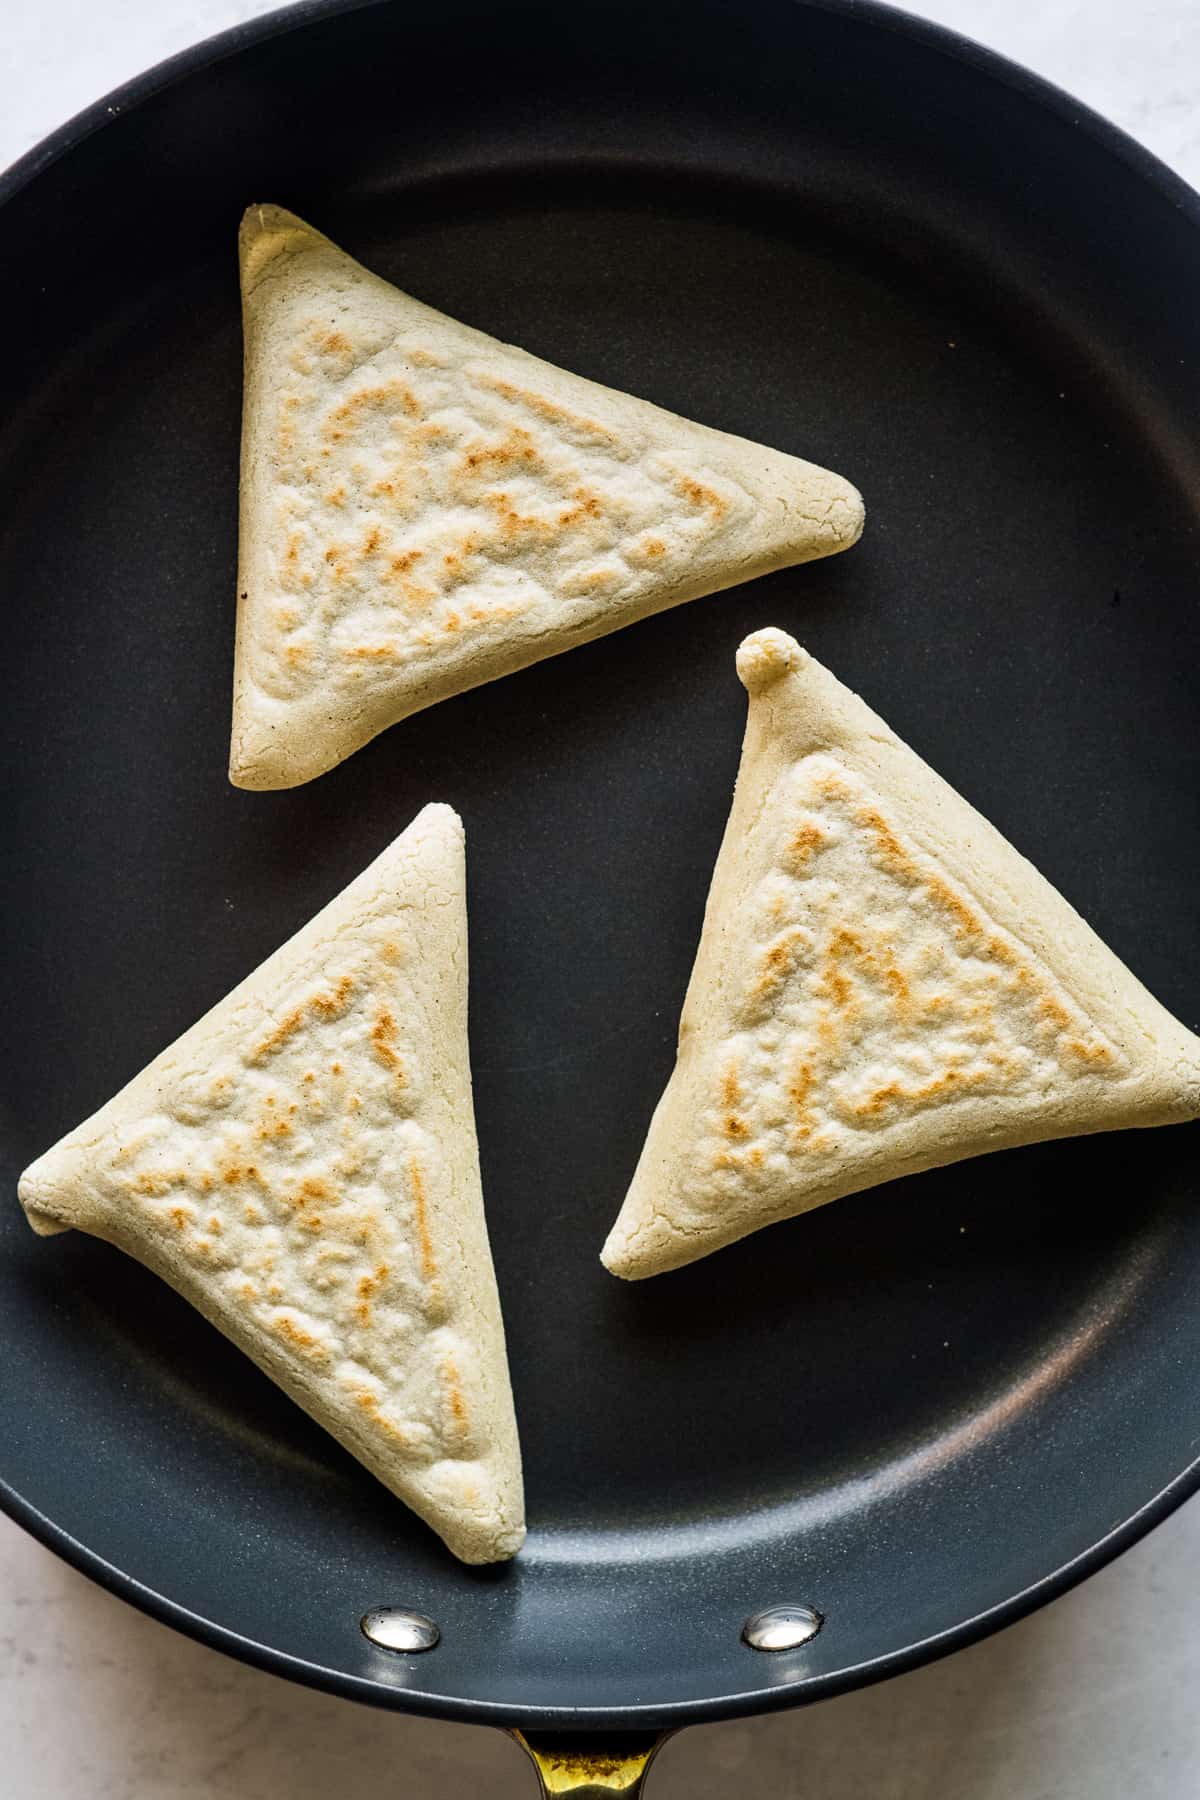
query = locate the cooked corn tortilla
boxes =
[19,804,524,1564]
[602,630,1200,1279]
[232,205,864,788]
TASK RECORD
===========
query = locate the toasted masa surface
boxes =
[18,805,524,1564]
[232,206,864,788]
[602,631,1200,1278]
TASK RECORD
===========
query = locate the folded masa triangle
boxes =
[232,205,864,789]
[18,804,524,1563]
[602,630,1200,1279]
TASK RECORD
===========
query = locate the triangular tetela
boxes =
[602,630,1200,1279]
[232,205,864,788]
[18,804,524,1563]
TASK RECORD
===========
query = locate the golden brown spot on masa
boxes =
[461,427,540,475]
[856,803,917,881]
[883,962,911,1006]
[561,565,618,591]
[787,821,826,866]
[483,489,554,542]
[345,641,399,660]
[326,379,421,433]
[810,765,850,802]
[831,926,910,1013]
[409,1156,436,1281]
[251,974,356,1062]
[256,1114,292,1142]
[271,1313,329,1362]
[556,488,604,528]
[133,1170,177,1197]
[789,1058,818,1141]
[924,871,988,945]
[355,1261,389,1325]
[352,1388,407,1442]
[469,371,613,443]
[369,1006,405,1088]
[677,474,728,518]
[847,1065,993,1120]
[750,928,810,1009]
[1037,993,1073,1033]
[824,931,860,1008]
[441,1354,468,1436]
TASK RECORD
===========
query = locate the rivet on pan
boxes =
[360,1607,441,1653]
[741,1604,823,1652]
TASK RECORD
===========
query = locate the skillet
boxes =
[2,0,1199,1790]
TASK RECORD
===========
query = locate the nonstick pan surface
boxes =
[1,0,1199,1733]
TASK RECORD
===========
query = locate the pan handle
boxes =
[510,1730,672,1796]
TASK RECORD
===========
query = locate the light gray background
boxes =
[2,3,1198,1795]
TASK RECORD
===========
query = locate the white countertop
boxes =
[3,4,1199,1795]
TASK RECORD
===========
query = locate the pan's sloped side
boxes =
[1,0,1199,1727]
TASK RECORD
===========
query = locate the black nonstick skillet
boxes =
[2,1,1199,1791]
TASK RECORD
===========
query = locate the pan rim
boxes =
[2,0,1199,1729]
[4,1460,1199,1725]
[4,0,1200,224]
